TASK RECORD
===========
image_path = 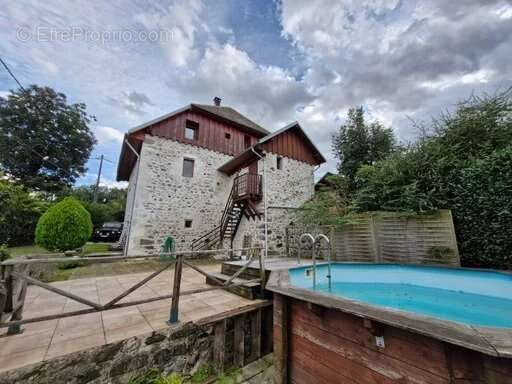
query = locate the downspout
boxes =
[123,138,140,257]
[251,146,267,266]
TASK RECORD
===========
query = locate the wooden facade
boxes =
[118,107,326,180]
[149,110,261,157]
[261,128,320,165]
[274,295,512,384]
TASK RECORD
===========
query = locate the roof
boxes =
[192,104,269,136]
[117,103,270,181]
[218,121,326,175]
[127,104,269,137]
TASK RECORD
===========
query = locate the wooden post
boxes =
[168,254,183,324]
[4,265,14,313]
[371,213,382,262]
[8,269,27,335]
[274,294,288,384]
[233,315,245,367]
[213,319,227,373]
[258,247,265,298]
[249,308,262,363]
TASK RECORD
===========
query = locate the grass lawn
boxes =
[7,242,115,258]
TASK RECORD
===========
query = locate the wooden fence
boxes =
[286,210,460,266]
[0,247,265,339]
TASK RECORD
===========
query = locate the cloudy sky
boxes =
[1,0,511,187]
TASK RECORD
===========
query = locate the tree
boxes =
[297,174,351,226]
[353,90,512,268]
[35,197,93,251]
[0,180,48,246]
[0,85,96,192]
[64,185,127,224]
[332,106,395,188]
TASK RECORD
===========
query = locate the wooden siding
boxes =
[261,129,319,165]
[274,295,512,384]
[149,111,259,156]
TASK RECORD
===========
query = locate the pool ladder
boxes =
[298,233,332,291]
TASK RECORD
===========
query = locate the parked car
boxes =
[92,222,123,243]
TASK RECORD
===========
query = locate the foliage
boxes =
[332,106,395,188]
[0,244,11,262]
[66,185,127,225]
[190,365,213,384]
[0,180,48,246]
[128,369,161,384]
[128,370,183,384]
[35,197,93,251]
[352,90,512,269]
[0,85,96,192]
[447,147,512,269]
[297,174,352,226]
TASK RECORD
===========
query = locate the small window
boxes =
[276,156,283,170]
[184,220,192,228]
[185,120,199,140]
[225,132,231,139]
[244,135,251,149]
[182,158,194,177]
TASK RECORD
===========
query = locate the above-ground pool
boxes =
[289,263,512,328]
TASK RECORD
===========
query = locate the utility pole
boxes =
[93,154,104,203]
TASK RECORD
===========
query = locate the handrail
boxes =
[298,233,315,265]
[0,247,263,332]
[314,234,332,292]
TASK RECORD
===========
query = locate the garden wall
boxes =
[286,210,460,266]
[0,306,273,384]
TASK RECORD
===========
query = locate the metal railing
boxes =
[0,247,265,335]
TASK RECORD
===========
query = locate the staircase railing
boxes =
[192,173,262,251]
[191,225,221,251]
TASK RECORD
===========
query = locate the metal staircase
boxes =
[191,173,262,251]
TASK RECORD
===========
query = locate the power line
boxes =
[0,57,25,91]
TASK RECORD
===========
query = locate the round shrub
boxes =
[35,197,93,251]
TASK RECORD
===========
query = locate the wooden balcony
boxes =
[233,173,262,202]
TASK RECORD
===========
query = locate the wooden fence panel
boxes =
[285,210,460,266]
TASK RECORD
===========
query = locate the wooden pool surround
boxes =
[267,267,512,384]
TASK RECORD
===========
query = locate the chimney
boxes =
[213,96,221,106]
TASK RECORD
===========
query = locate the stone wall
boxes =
[126,136,233,255]
[124,136,315,256]
[233,153,315,255]
[0,306,274,384]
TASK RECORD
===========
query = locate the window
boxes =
[225,132,231,139]
[244,135,251,149]
[182,158,194,177]
[184,220,193,228]
[276,156,283,170]
[185,120,199,140]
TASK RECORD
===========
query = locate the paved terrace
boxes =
[0,263,263,373]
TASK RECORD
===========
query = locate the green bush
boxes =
[0,181,48,246]
[0,244,11,262]
[448,147,512,269]
[35,197,93,251]
[352,90,512,269]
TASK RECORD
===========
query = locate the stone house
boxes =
[116,98,325,256]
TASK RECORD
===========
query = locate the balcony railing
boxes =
[233,173,262,201]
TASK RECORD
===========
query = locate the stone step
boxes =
[205,272,261,300]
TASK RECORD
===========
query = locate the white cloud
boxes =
[94,126,124,145]
[136,0,203,67]
[99,179,128,189]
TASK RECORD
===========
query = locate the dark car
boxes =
[92,222,123,243]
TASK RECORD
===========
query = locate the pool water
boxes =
[289,264,512,328]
